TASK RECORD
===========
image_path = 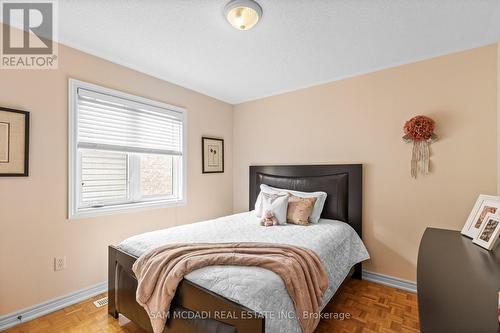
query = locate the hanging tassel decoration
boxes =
[411,141,418,178]
[410,140,431,178]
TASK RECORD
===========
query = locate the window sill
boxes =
[69,198,187,220]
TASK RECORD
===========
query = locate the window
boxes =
[69,79,186,218]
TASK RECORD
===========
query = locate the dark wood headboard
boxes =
[249,164,362,240]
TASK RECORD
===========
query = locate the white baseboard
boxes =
[0,281,107,331]
[363,270,417,293]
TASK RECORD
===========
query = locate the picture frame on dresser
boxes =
[461,194,500,238]
[472,213,500,251]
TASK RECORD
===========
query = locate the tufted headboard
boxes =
[249,164,362,240]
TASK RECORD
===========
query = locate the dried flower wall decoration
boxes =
[403,115,437,178]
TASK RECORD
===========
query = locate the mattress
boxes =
[118,211,370,333]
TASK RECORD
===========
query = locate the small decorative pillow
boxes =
[287,195,317,225]
[260,192,289,225]
[255,188,287,217]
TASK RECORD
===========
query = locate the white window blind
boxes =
[69,80,187,219]
[77,88,183,155]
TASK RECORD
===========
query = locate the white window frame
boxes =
[68,79,187,219]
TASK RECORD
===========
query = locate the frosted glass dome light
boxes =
[224,0,262,31]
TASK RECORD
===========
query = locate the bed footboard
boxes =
[108,245,265,333]
[108,246,118,319]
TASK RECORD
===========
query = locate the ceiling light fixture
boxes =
[224,0,262,31]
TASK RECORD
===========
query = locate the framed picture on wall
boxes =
[0,107,29,177]
[461,195,500,238]
[202,137,224,173]
[472,213,500,251]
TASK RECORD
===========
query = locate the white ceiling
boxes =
[54,1,500,104]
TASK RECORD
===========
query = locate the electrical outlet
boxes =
[54,256,66,271]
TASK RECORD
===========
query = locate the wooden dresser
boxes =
[417,228,500,333]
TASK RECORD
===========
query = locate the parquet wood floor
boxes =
[3,279,419,333]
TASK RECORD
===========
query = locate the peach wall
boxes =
[0,42,233,314]
[233,45,498,281]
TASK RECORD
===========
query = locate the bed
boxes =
[108,164,368,333]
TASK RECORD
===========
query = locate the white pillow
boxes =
[260,184,327,224]
[259,192,289,225]
[254,187,287,217]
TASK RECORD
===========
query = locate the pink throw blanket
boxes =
[132,242,329,333]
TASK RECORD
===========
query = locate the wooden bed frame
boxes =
[108,164,363,333]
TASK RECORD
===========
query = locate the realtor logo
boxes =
[1,0,58,69]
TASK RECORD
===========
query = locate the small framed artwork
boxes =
[0,107,29,177]
[461,195,500,239]
[472,213,500,251]
[202,137,224,173]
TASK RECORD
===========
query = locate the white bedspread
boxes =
[118,212,370,333]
